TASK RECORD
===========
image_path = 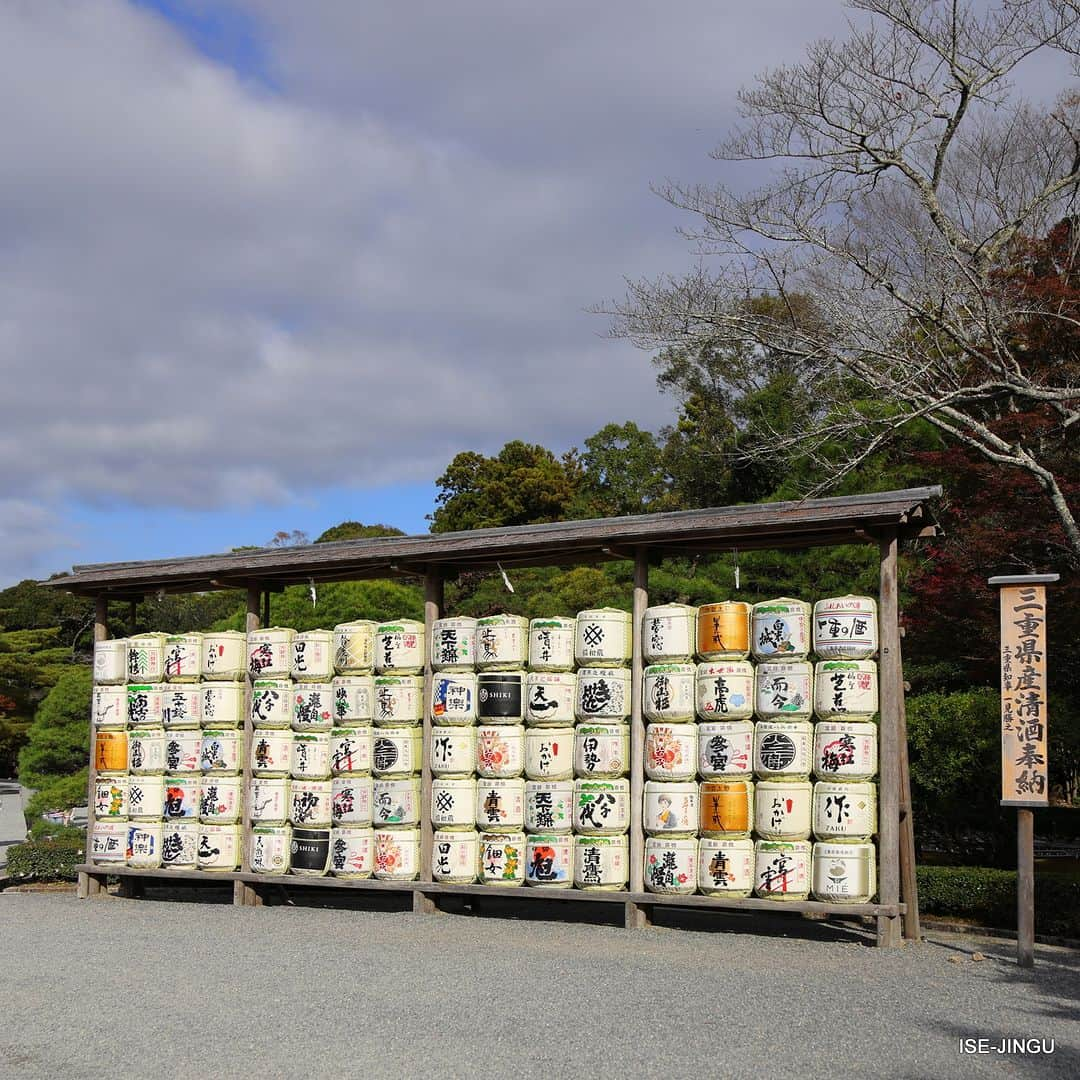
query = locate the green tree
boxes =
[17,667,91,794]
[573,422,671,518]
[316,522,406,543]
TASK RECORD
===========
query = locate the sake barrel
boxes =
[330,727,371,776]
[164,730,202,774]
[127,684,165,728]
[812,841,877,903]
[479,831,526,887]
[697,602,752,661]
[813,781,877,842]
[431,671,478,725]
[127,634,166,682]
[755,661,814,721]
[331,826,374,878]
[525,671,576,727]
[128,726,165,775]
[698,720,754,779]
[373,676,424,726]
[200,729,241,774]
[812,596,878,660]
[477,671,526,723]
[698,837,755,897]
[754,779,813,840]
[574,608,632,668]
[524,726,574,781]
[574,834,629,890]
[251,825,291,874]
[200,683,243,729]
[202,631,247,681]
[290,827,331,876]
[292,630,334,682]
[162,777,199,819]
[431,725,476,778]
[160,819,198,869]
[290,779,333,828]
[643,663,696,722]
[574,724,628,779]
[476,724,525,779]
[372,726,422,777]
[527,617,576,672]
[644,780,698,836]
[333,675,375,726]
[126,823,163,868]
[247,627,294,679]
[94,730,128,776]
[573,778,630,836]
[475,614,528,671]
[430,617,477,671]
[198,823,241,871]
[525,780,573,834]
[92,685,128,729]
[251,681,292,729]
[291,732,332,780]
[374,619,425,674]
[432,777,477,830]
[814,721,878,781]
[127,776,165,821]
[374,828,419,881]
[250,778,290,825]
[293,683,335,732]
[754,840,811,900]
[696,661,756,721]
[525,833,573,888]
[754,720,813,778]
[699,779,754,838]
[333,620,377,675]
[642,604,698,664]
[575,668,631,723]
[90,820,128,864]
[751,598,812,661]
[198,776,242,824]
[432,829,479,883]
[372,777,421,828]
[93,776,129,820]
[814,660,879,720]
[645,836,697,895]
[251,729,292,778]
[162,686,202,729]
[93,639,127,685]
[476,778,525,831]
[163,633,203,682]
[645,723,697,781]
[331,775,373,827]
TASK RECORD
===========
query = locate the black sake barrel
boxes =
[477,671,525,723]
[290,827,331,876]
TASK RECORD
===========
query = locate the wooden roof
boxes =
[40,486,941,599]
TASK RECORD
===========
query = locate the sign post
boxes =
[988,573,1058,968]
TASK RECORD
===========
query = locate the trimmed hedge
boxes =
[4,837,85,882]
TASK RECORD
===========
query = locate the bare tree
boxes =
[607,0,1080,562]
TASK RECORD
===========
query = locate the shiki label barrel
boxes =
[92,685,128,729]
[696,602,751,662]
[93,776,129,820]
[161,777,199,819]
[528,617,576,672]
[127,684,165,728]
[697,720,754,779]
[198,776,241,824]
[164,731,202,775]
[813,722,877,781]
[574,834,628,890]
[127,635,166,682]
[333,676,375,726]
[374,620,425,675]
[525,833,573,888]
[812,781,877,842]
[475,614,528,671]
[525,780,573,834]
[247,628,295,679]
[290,779,333,828]
[292,630,334,682]
[200,683,243,729]
[250,778,290,826]
[698,780,754,838]
[643,781,698,836]
[813,660,878,720]
[163,634,203,683]
[754,840,811,900]
[291,732,332,780]
[251,729,292,778]
[812,841,876,903]
[475,778,525,832]
[373,828,419,881]
[430,617,477,672]
[90,820,127,864]
[698,837,755,897]
[126,823,162,868]
[94,730,128,776]
[754,779,813,841]
[127,776,165,821]
[292,683,335,732]
[477,672,526,724]
[251,825,291,874]
[331,775,373,827]
[162,686,202,730]
[431,672,478,725]
[643,664,696,723]
[201,631,246,682]
[432,829,479,883]
[575,668,631,723]
[642,604,698,664]
[644,836,697,895]
[330,727,372,776]
[250,680,292,729]
[751,599,811,661]
[93,640,127,685]
[200,730,241,774]
[373,676,424,726]
[198,823,241,871]
[812,596,878,660]
[644,724,697,782]
[128,727,165,775]
[524,727,574,781]
[476,725,525,779]
[754,720,813,778]
[160,819,198,869]
[371,777,421,828]
[574,608,632,668]
[333,620,377,675]
[331,826,374,879]
[572,778,630,836]
[755,662,814,721]
[525,672,576,727]
[479,831,526,887]
[290,827,331,876]
[371,727,422,777]
[696,661,755,721]
[430,725,477,778]
[431,777,476,830]
[574,725,628,779]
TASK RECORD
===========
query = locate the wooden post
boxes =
[414,570,443,915]
[1017,809,1035,967]
[262,589,270,628]
[78,596,110,899]
[625,547,651,929]
[234,586,261,907]
[896,637,920,941]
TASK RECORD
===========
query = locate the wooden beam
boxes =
[626,547,651,929]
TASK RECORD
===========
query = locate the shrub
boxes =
[5,836,85,882]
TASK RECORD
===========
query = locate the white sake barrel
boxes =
[574,834,629,890]
[525,671,576,727]
[698,837,755,897]
[525,833,573,888]
[527,617,576,672]
[164,730,202,774]
[372,726,422,777]
[813,596,878,660]
[643,780,698,837]
[250,778,290,825]
[476,778,525,832]
[645,836,697,895]
[200,683,243,729]
[755,661,814,721]
[94,730,128,776]
[751,598,812,661]
[127,776,165,821]
[754,720,813,778]
[479,831,526,887]
[430,617,477,671]
[127,684,165,727]
[574,724,628,779]
[432,777,477,830]
[696,602,752,661]
[374,828,419,881]
[90,820,128,864]
[645,723,697,781]
[290,827,331,876]
[200,729,241,774]
[813,781,877,842]
[476,724,525,779]
[698,721,754,779]
[160,820,198,869]
[293,683,335,732]
[813,722,878,781]
[372,777,422,828]
[754,840,811,900]
[163,633,203,682]
[477,671,526,724]
[643,604,698,664]
[524,727,574,781]
[127,634,167,682]
[93,640,127,685]
[126,823,163,868]
[575,668,631,723]
[92,685,128,729]
[643,663,696,722]
[754,779,812,840]
[431,671,478,725]
[431,725,476,778]
[330,727,371,776]
[198,776,241,824]
[331,775,373,827]
[247,627,294,678]
[575,608,632,667]
[812,842,876,903]
[202,631,247,681]
[373,676,423,726]
[525,780,573,833]
[333,620,377,675]
[699,779,754,838]
[331,826,374,878]
[251,729,292,778]
[128,727,165,775]
[291,732,332,780]
[375,620,425,674]
[251,680,292,729]
[475,614,528,671]
[432,829,479,883]
[814,660,879,720]
[162,776,199,819]
[292,630,334,682]
[198,823,241,871]
[696,661,755,721]
[333,676,375,726]
[93,776,128,820]
[573,778,630,835]
[251,825,291,874]
[290,779,333,828]
[162,686,202,729]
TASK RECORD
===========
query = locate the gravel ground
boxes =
[1,889,1077,1079]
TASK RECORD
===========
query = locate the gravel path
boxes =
[1,889,1077,1078]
